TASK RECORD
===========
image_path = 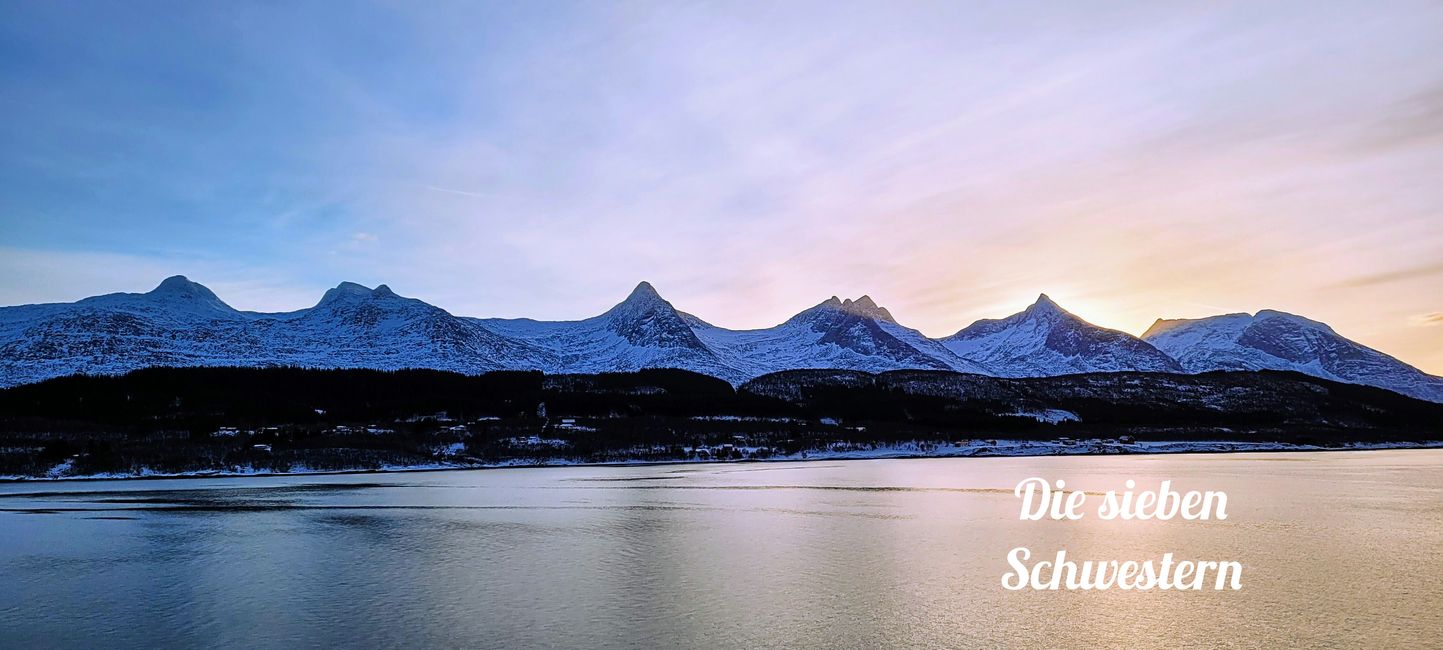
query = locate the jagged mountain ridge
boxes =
[2,276,1440,403]
[1143,310,1443,403]
[0,278,989,385]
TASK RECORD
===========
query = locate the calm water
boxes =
[2,451,1442,648]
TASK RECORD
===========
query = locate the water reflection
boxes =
[2,451,1442,648]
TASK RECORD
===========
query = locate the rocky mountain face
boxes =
[1143,310,1443,403]
[941,294,1182,377]
[2,276,1440,403]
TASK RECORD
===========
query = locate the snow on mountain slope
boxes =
[260,282,554,373]
[79,274,245,319]
[692,296,992,377]
[4,276,1440,403]
[0,276,262,385]
[1143,310,1443,403]
[941,294,1182,377]
[0,277,550,386]
[475,282,741,380]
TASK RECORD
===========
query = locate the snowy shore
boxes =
[4,438,1440,482]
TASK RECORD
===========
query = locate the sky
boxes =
[1,1,1441,373]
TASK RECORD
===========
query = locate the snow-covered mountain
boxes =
[1143,310,1443,403]
[691,295,991,377]
[261,281,553,373]
[0,276,550,386]
[3,276,1441,403]
[2,278,988,387]
[475,282,741,380]
[941,294,1182,376]
[1,276,258,386]
[478,287,987,381]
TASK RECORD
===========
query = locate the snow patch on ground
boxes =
[6,440,1440,482]
[1006,409,1080,424]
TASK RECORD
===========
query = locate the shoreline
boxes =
[4,438,1441,484]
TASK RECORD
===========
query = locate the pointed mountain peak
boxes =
[372,284,396,297]
[1029,293,1063,311]
[598,281,711,351]
[1018,293,1077,322]
[838,295,897,323]
[950,294,1106,340]
[943,292,1181,375]
[627,281,662,302]
[605,281,676,319]
[613,281,668,310]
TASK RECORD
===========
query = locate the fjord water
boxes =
[2,452,1441,648]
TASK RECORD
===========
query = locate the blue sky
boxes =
[2,1,1442,372]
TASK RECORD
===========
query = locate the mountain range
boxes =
[2,276,1440,403]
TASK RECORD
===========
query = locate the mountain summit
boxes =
[150,275,221,299]
[1143,310,1443,402]
[824,295,897,323]
[599,281,712,351]
[2,277,1440,402]
[85,275,240,318]
[602,281,672,321]
[620,280,662,302]
[942,294,1181,376]
[478,281,736,379]
[690,295,990,377]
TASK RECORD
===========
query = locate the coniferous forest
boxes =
[2,366,1440,479]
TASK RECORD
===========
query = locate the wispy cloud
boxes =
[1412,312,1443,327]
[3,1,1443,373]
[1331,262,1443,289]
[424,186,491,199]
